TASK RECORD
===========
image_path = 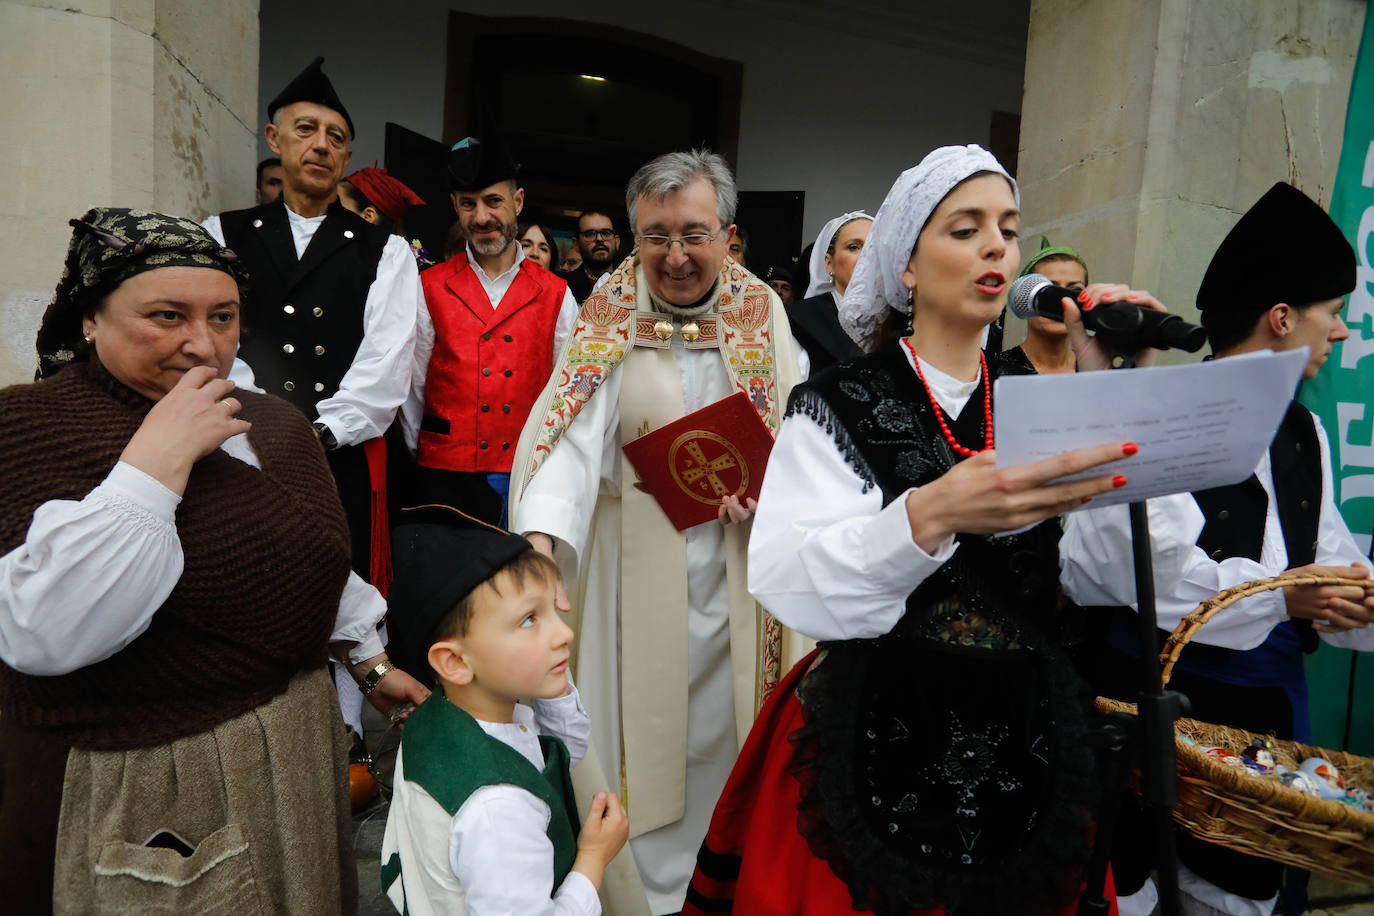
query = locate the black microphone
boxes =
[1008,273,1207,353]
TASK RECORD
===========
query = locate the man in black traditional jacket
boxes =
[202,57,423,594]
[1103,182,1374,916]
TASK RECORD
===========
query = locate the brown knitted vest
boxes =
[0,362,351,750]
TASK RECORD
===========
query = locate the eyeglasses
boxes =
[637,230,720,251]
[577,229,618,240]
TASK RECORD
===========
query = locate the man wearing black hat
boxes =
[204,57,421,580]
[1100,183,1374,916]
[203,58,423,737]
[762,265,795,304]
[403,133,578,527]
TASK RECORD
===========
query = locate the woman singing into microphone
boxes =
[682,146,1200,916]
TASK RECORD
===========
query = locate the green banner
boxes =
[1298,4,1374,755]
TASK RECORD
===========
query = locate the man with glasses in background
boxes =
[510,149,807,915]
[560,209,621,302]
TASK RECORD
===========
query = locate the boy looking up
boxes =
[380,506,628,915]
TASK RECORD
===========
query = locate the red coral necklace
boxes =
[901,337,994,458]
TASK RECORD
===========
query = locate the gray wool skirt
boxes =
[52,667,356,914]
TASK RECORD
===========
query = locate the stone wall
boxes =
[0,0,259,386]
[1010,0,1367,359]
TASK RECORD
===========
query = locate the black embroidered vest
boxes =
[784,343,1096,916]
[793,343,1061,623]
[219,199,389,418]
[784,293,864,374]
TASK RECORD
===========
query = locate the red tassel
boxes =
[362,437,392,597]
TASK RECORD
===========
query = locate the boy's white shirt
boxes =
[381,686,599,916]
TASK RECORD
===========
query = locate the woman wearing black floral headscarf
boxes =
[0,208,428,913]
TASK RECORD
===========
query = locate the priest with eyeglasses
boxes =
[509,149,809,915]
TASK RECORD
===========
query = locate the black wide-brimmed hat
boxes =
[445,131,521,192]
[1196,182,1355,314]
[385,505,533,686]
[267,57,355,138]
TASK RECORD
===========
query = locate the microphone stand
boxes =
[1077,347,1184,916]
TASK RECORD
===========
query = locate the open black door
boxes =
[384,122,452,267]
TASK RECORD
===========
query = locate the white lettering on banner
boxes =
[1339,401,1374,469]
[1338,474,1374,557]
[1341,203,1374,370]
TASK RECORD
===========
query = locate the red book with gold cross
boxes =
[621,392,776,531]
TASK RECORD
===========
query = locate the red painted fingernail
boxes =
[1082,301,1094,311]
[1077,291,1089,302]
[1122,442,1138,456]
[1081,496,1093,505]
[1113,475,1128,488]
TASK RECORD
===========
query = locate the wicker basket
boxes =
[1095,573,1374,885]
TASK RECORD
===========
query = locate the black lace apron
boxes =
[786,345,1099,916]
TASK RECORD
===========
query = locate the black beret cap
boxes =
[385,505,532,687]
[764,265,793,284]
[267,57,355,139]
[1196,182,1355,315]
[445,132,520,192]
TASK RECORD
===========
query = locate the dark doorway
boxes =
[384,122,452,265]
[735,189,806,278]
[443,12,743,233]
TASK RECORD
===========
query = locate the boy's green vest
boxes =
[381,694,581,900]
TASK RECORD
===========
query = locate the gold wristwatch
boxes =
[360,660,396,696]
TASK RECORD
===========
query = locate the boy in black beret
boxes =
[379,506,627,914]
[1105,182,1374,916]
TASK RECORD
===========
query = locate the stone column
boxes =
[0,0,259,385]
[1010,0,1366,361]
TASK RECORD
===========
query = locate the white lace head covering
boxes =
[805,211,873,298]
[840,145,1017,347]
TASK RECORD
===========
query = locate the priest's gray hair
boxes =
[626,149,737,232]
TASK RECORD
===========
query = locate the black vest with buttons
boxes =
[1191,401,1322,654]
[780,344,1100,914]
[218,199,390,419]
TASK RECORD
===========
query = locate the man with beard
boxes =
[404,132,578,526]
[509,149,810,914]
[559,210,620,302]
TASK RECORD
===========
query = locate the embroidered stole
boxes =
[510,256,798,835]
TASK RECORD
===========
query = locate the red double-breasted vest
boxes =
[418,255,567,473]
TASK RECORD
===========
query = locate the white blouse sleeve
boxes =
[748,413,956,641]
[1311,419,1374,651]
[532,684,591,769]
[0,462,184,675]
[1058,495,1207,612]
[331,572,388,663]
[399,288,436,455]
[314,235,422,447]
[551,288,579,363]
[450,787,600,916]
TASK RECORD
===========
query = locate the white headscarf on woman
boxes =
[839,145,1016,349]
[805,211,873,298]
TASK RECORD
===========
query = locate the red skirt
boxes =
[682,650,1118,916]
